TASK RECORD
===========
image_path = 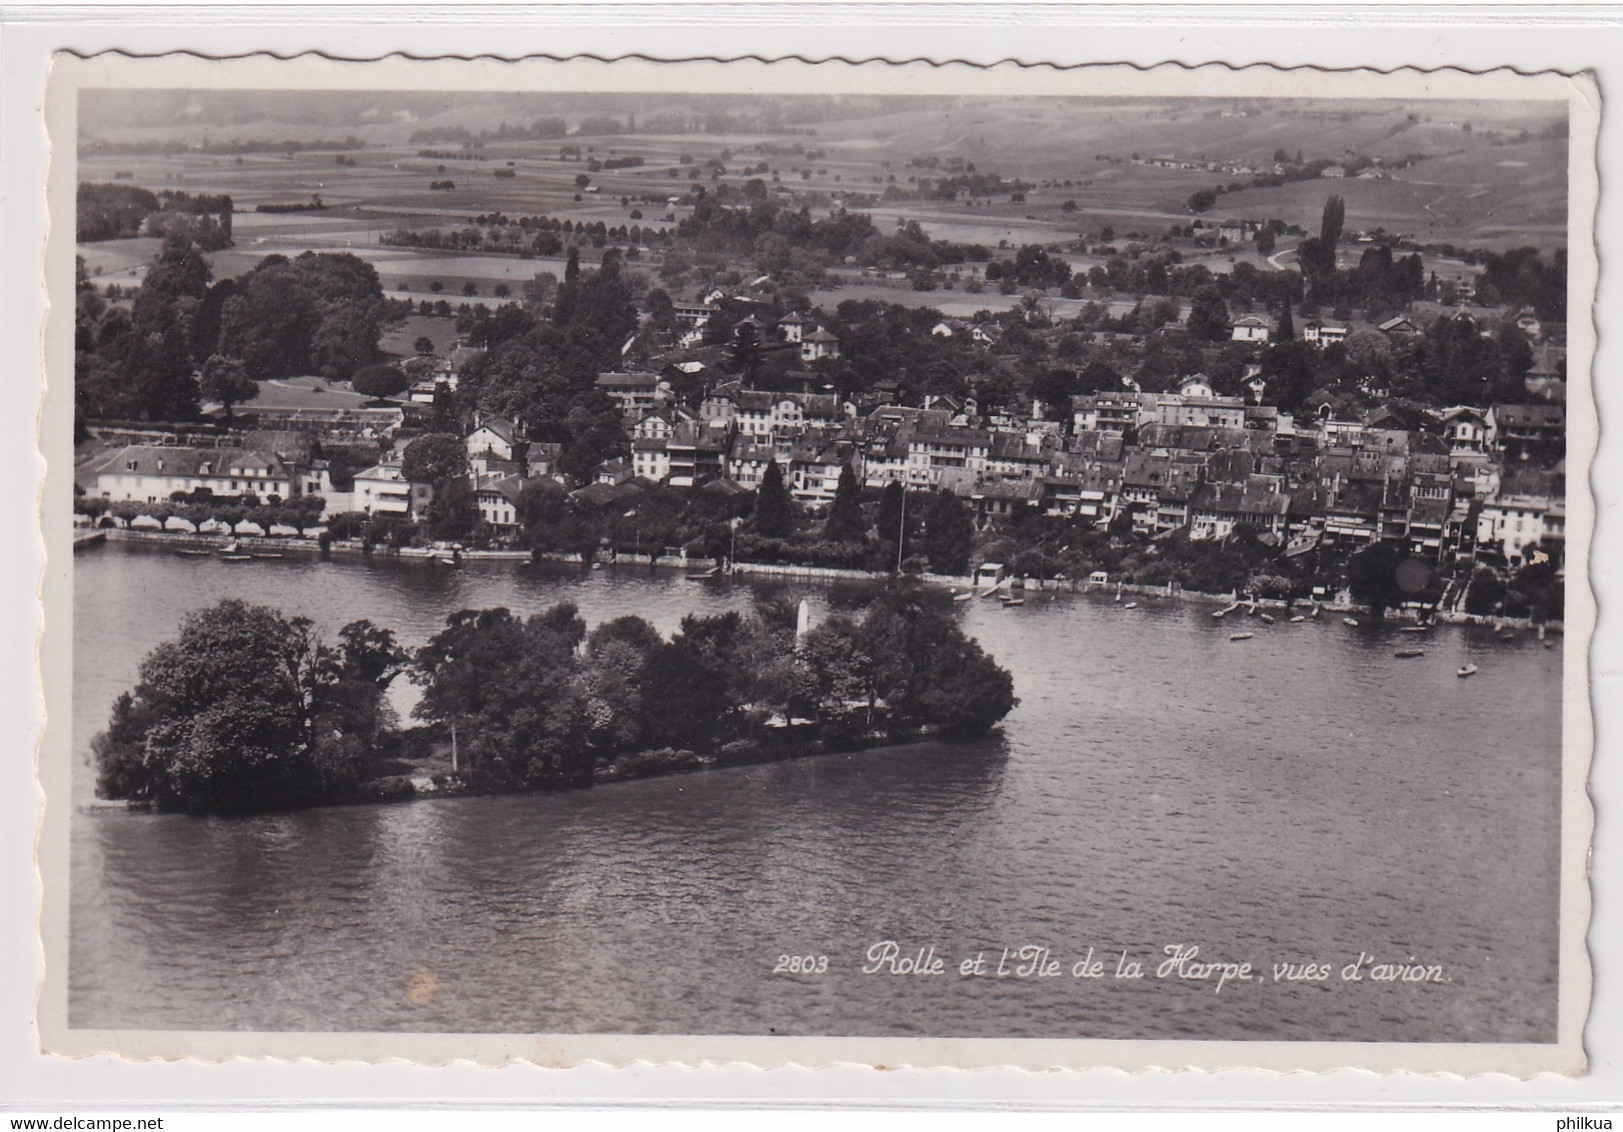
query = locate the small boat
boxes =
[591,562,603,570]
[1400,625,1429,633]
[175,548,212,557]
[1123,601,1138,610]
[1394,648,1425,659]
[1343,617,1360,627]
[1229,632,1254,641]
[1211,609,1226,620]
[435,556,459,568]
[686,567,720,581]
[1457,664,1479,678]
[220,554,253,563]
[1001,597,1024,607]
[1288,616,1305,624]
[1259,613,1275,624]
[953,591,975,602]
[252,552,284,560]
[1310,606,1321,620]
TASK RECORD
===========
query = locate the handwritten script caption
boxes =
[835,941,1448,993]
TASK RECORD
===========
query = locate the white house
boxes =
[473,475,524,532]
[465,416,520,463]
[1231,316,1271,344]
[800,326,841,363]
[1302,322,1349,346]
[352,459,431,518]
[778,312,809,344]
[88,445,296,504]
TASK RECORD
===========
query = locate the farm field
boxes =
[77,93,1569,311]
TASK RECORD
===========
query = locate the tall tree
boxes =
[1276,297,1295,342]
[822,463,867,543]
[754,459,794,539]
[1186,285,1232,343]
[402,432,470,487]
[198,353,257,421]
[91,601,392,813]
[922,491,975,576]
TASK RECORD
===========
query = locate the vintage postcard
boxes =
[36,51,1597,1076]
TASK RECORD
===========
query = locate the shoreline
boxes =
[83,525,1563,632]
[80,724,967,819]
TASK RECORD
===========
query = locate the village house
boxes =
[88,444,298,505]
[595,371,668,422]
[352,458,432,519]
[1487,403,1565,461]
[1439,406,1491,458]
[632,435,671,483]
[777,312,809,344]
[473,475,524,532]
[799,326,842,363]
[907,425,993,487]
[733,390,845,439]
[1378,315,1423,341]
[1301,322,1349,347]
[726,437,784,489]
[465,415,521,469]
[786,439,859,505]
[1230,316,1271,344]
[664,420,729,487]
[1477,489,1561,564]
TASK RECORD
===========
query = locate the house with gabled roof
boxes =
[800,326,841,363]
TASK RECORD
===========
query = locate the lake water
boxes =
[69,541,1564,1041]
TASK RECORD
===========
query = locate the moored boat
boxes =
[1457,664,1479,678]
[1343,617,1359,627]
[175,548,212,557]
[1395,647,1425,658]
[1229,632,1254,641]
[1259,613,1275,624]
[220,554,253,562]
[1123,601,1138,609]
[1288,615,1305,624]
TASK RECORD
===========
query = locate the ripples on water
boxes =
[70,545,1562,1040]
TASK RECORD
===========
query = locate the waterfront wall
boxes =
[85,527,1561,632]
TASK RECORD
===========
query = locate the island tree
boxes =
[92,601,402,813]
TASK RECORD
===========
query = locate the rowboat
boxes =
[1343,617,1359,627]
[1229,632,1254,641]
[1400,625,1430,633]
[1288,616,1305,624]
[220,554,253,563]
[1457,664,1479,678]
[1001,597,1025,607]
[175,548,212,557]
[1394,648,1425,659]
[1123,601,1138,610]
[1259,613,1275,624]
[686,567,720,580]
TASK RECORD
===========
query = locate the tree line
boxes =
[93,587,1016,814]
[75,239,391,431]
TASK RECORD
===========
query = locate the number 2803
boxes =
[773,954,829,974]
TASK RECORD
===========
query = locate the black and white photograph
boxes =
[37,53,1596,1075]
